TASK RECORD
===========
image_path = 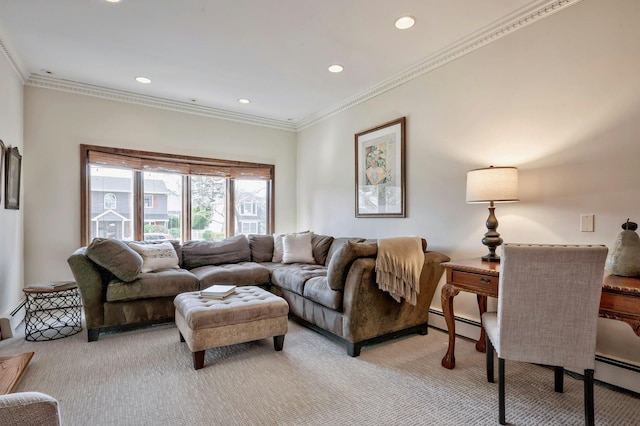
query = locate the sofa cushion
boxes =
[106,268,199,302]
[86,238,143,283]
[129,241,179,273]
[311,234,334,266]
[282,232,315,264]
[303,276,342,311]
[248,234,274,262]
[325,237,366,266]
[327,240,378,291]
[190,262,271,288]
[271,264,327,295]
[182,235,251,269]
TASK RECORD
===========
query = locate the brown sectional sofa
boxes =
[67,233,449,356]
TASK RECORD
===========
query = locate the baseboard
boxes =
[0,299,26,339]
[428,309,640,394]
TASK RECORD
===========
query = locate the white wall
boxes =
[23,87,297,287]
[297,0,640,387]
[0,50,24,322]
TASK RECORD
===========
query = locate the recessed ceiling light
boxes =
[105,0,121,3]
[135,76,151,84]
[395,16,416,30]
[328,64,344,73]
[238,98,251,104]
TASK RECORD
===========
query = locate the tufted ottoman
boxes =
[174,286,289,369]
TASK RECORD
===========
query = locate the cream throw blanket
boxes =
[375,237,424,305]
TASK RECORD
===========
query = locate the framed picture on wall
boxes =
[354,117,406,217]
[5,146,22,210]
[0,139,4,206]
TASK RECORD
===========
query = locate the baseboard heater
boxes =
[428,308,640,375]
[0,299,26,340]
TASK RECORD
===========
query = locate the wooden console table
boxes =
[440,258,640,369]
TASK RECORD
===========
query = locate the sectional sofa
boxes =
[67,233,449,356]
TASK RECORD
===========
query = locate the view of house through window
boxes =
[90,167,135,240]
[235,179,268,236]
[82,145,274,245]
[143,171,183,241]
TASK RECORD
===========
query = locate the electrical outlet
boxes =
[580,214,594,232]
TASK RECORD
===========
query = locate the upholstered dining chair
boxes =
[482,244,608,426]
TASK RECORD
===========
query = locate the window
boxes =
[81,145,274,244]
[91,167,134,240]
[104,193,117,210]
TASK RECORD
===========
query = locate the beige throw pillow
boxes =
[282,232,315,264]
[129,241,180,273]
[272,231,311,263]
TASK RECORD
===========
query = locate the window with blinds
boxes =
[80,144,274,245]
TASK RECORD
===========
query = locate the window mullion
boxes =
[227,178,235,236]
[184,175,192,241]
[134,171,144,241]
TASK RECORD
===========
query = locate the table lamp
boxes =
[466,166,519,262]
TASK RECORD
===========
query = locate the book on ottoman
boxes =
[200,284,236,299]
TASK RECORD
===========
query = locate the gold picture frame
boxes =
[354,117,406,217]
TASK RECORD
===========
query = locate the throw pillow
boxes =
[272,231,310,263]
[327,240,378,291]
[129,241,180,273]
[282,232,315,264]
[86,238,143,282]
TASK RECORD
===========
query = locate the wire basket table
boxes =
[23,282,83,341]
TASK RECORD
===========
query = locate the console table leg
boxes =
[476,295,488,353]
[441,284,459,369]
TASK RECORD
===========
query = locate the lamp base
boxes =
[481,254,501,263]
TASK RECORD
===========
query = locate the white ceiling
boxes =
[0,0,570,129]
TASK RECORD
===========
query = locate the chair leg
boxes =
[499,357,506,425]
[486,333,494,383]
[584,369,595,426]
[554,366,564,393]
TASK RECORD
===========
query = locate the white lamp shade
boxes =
[466,166,519,203]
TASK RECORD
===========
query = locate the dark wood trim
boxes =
[79,144,275,245]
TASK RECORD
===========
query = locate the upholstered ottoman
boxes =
[174,286,289,369]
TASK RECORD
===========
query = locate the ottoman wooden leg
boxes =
[273,335,285,351]
[193,350,205,370]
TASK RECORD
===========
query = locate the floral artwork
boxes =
[355,118,405,217]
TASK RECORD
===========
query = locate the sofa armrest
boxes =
[67,247,107,330]
[0,392,61,426]
[341,250,450,344]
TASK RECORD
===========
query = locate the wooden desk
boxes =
[440,258,640,369]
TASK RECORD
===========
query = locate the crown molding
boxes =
[25,75,297,132]
[295,0,582,131]
[0,24,28,83]
[16,0,580,133]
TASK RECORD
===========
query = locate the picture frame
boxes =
[0,139,4,206]
[354,117,406,217]
[5,146,22,210]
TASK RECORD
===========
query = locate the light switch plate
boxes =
[580,214,594,232]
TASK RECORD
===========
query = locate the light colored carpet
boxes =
[1,321,638,426]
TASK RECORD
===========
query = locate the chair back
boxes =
[497,244,608,369]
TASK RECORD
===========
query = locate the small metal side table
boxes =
[23,282,82,341]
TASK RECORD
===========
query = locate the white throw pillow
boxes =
[272,231,312,262]
[282,232,315,264]
[129,241,180,273]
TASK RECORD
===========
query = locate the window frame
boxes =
[80,144,275,245]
